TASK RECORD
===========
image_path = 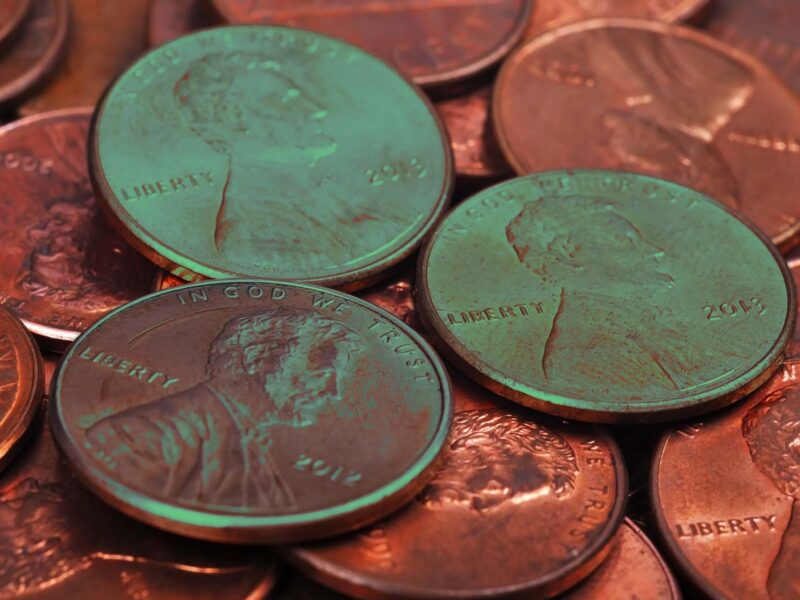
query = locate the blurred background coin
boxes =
[90,26,453,290]
[0,0,32,48]
[0,109,159,349]
[417,171,794,423]
[148,0,216,47]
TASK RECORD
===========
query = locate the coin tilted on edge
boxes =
[289,366,626,599]
[0,109,159,348]
[417,171,795,423]
[0,408,279,599]
[653,359,800,599]
[90,26,453,290]
[494,19,800,250]
[50,280,453,543]
[0,306,42,471]
[209,1,532,91]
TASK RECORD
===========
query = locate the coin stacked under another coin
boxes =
[0,1,799,599]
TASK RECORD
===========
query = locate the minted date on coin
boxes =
[703,298,767,320]
[367,159,428,186]
[294,453,363,486]
[0,150,52,174]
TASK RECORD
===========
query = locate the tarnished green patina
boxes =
[417,170,795,423]
[90,26,452,290]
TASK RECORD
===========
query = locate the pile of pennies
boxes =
[1,0,799,598]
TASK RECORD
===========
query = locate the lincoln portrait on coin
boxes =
[173,51,347,273]
[743,385,800,600]
[82,308,363,511]
[419,409,578,512]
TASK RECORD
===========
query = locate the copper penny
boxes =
[494,19,800,250]
[0,0,32,47]
[0,109,159,348]
[0,407,279,599]
[0,306,42,472]
[785,257,800,361]
[435,85,511,179]
[42,351,58,396]
[526,0,708,38]
[653,359,800,599]
[19,0,148,115]
[50,280,453,544]
[0,0,68,107]
[148,0,218,47]
[209,0,532,90]
[288,364,626,599]
[706,0,800,95]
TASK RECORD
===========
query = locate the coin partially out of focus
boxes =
[0,0,32,48]
[0,109,159,349]
[0,306,42,472]
[494,19,800,251]
[209,0,532,91]
[148,0,217,47]
[418,170,794,423]
[90,26,452,290]
[0,408,280,599]
[653,359,800,599]
[706,0,800,95]
[0,0,68,107]
[50,280,453,543]
[19,0,148,115]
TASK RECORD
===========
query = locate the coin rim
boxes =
[619,517,682,600]
[416,169,797,423]
[492,16,800,251]
[49,278,454,544]
[0,0,33,49]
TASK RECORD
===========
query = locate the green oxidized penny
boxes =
[90,26,452,290]
[417,170,795,423]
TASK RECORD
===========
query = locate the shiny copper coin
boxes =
[289,365,626,599]
[0,306,42,472]
[148,0,217,47]
[19,0,148,115]
[0,0,68,107]
[51,280,453,543]
[0,408,279,599]
[209,0,532,90]
[494,19,800,250]
[0,0,32,47]
[653,359,800,599]
[526,0,708,38]
[435,85,511,179]
[707,0,800,95]
[0,109,159,348]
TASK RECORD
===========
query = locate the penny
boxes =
[417,170,795,423]
[209,0,532,90]
[90,26,453,290]
[526,0,708,37]
[0,110,159,348]
[0,306,42,472]
[706,0,800,95]
[0,408,279,599]
[50,280,453,543]
[785,257,800,361]
[288,365,626,599]
[494,19,800,250]
[652,359,800,599]
[42,351,58,396]
[562,518,679,599]
[435,85,511,179]
[0,0,32,48]
[0,0,68,107]
[148,0,218,47]
[19,0,148,115]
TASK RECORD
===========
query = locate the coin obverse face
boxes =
[417,170,795,423]
[50,280,453,544]
[90,26,452,290]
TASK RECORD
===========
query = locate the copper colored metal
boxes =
[209,0,532,90]
[0,0,68,107]
[0,306,42,472]
[0,0,32,47]
[0,109,159,349]
[42,351,58,397]
[494,19,800,251]
[785,257,800,361]
[148,0,217,47]
[0,408,279,599]
[19,0,148,115]
[435,86,511,179]
[653,360,800,599]
[707,0,800,95]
